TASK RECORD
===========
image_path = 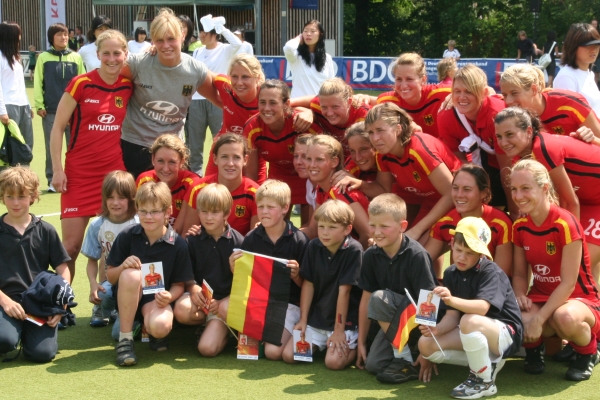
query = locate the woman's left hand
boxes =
[292,108,313,132]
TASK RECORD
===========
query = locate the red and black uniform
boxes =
[205,74,260,177]
[418,302,437,319]
[345,158,377,182]
[244,110,322,204]
[190,174,258,236]
[513,204,599,303]
[524,132,600,246]
[136,170,202,226]
[376,132,461,225]
[430,205,512,258]
[377,84,452,138]
[316,185,369,241]
[539,89,597,136]
[309,96,369,147]
[144,273,162,287]
[61,70,133,218]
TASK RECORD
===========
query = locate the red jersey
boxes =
[244,110,322,203]
[136,170,202,225]
[345,157,377,182]
[527,132,600,205]
[437,95,505,168]
[309,96,369,143]
[513,204,599,302]
[430,205,512,257]
[377,84,452,138]
[539,89,596,136]
[191,174,258,236]
[214,74,258,136]
[144,273,163,287]
[418,302,437,319]
[315,185,370,212]
[438,77,453,88]
[64,70,132,176]
[375,133,461,206]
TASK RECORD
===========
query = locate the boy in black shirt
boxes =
[174,183,243,357]
[282,200,363,369]
[228,180,308,360]
[107,182,193,367]
[418,217,523,399]
[356,194,437,383]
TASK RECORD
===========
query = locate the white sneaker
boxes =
[47,184,56,193]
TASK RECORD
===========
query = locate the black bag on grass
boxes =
[0,120,33,167]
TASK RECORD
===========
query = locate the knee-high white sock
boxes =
[424,350,469,366]
[460,330,492,381]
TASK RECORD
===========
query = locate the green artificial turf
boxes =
[1,84,599,400]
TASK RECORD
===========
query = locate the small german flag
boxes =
[227,250,290,346]
[385,296,418,350]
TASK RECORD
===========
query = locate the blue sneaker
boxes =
[90,305,108,327]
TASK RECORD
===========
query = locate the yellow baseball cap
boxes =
[449,217,493,260]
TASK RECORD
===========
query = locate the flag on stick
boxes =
[385,295,418,350]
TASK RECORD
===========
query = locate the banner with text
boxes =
[45,0,66,48]
[257,56,559,92]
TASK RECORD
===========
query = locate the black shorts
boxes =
[121,139,153,179]
[546,61,556,77]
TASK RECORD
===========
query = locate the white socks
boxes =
[393,344,413,362]
[460,330,492,381]
[424,350,469,366]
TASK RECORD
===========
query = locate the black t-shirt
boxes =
[187,225,244,300]
[241,221,308,306]
[359,234,437,300]
[543,40,557,61]
[518,38,535,57]
[0,214,70,302]
[300,236,363,331]
[443,258,524,357]
[107,224,194,304]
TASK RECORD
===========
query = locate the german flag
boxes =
[385,296,418,350]
[227,251,290,346]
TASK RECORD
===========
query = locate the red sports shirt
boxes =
[345,158,377,182]
[377,84,452,138]
[437,95,505,168]
[136,170,202,225]
[376,132,461,206]
[65,70,132,175]
[539,89,596,136]
[309,96,369,144]
[315,185,370,212]
[513,204,599,302]
[430,205,512,257]
[190,174,258,236]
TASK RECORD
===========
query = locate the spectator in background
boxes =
[284,20,335,98]
[554,23,600,116]
[27,44,37,81]
[437,57,457,87]
[78,15,112,71]
[75,26,86,46]
[128,27,151,54]
[542,30,559,87]
[0,22,34,153]
[68,29,78,51]
[188,33,203,52]
[234,29,254,55]
[517,30,540,63]
[592,19,600,87]
[443,40,460,60]
[179,14,194,55]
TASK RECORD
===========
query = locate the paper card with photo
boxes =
[293,329,313,362]
[415,289,440,326]
[26,314,46,326]
[201,279,214,315]
[141,262,165,295]
[237,334,263,360]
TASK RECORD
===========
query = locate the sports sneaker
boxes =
[376,358,419,383]
[451,373,497,399]
[47,184,56,193]
[553,343,576,362]
[149,335,169,352]
[565,350,600,381]
[90,305,108,327]
[109,310,118,323]
[491,359,506,382]
[115,338,137,366]
[524,343,545,374]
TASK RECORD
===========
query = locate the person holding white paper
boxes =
[417,217,522,399]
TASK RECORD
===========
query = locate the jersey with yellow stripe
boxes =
[528,132,600,204]
[539,89,594,136]
[192,174,258,236]
[315,185,369,212]
[513,204,598,302]
[65,69,132,172]
[375,132,461,206]
[214,74,258,135]
[309,96,369,143]
[135,170,201,225]
[429,205,512,258]
[376,84,451,138]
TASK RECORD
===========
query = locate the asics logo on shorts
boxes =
[534,264,550,276]
[64,207,78,213]
[98,114,116,124]
[146,101,179,116]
